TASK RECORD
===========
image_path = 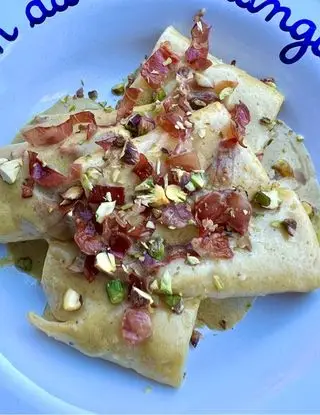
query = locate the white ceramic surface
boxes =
[1,0,320,413]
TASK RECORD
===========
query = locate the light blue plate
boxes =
[1,0,320,413]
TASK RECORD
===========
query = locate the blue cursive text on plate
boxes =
[227,0,320,64]
[0,27,19,54]
[26,0,80,28]
[1,0,319,64]
[0,0,80,54]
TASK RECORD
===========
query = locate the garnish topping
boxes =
[141,41,180,89]
[164,294,184,314]
[148,238,165,261]
[121,308,152,345]
[272,159,294,178]
[111,83,125,96]
[185,10,212,71]
[282,219,297,237]
[63,288,82,312]
[0,159,22,185]
[95,252,117,274]
[106,279,126,304]
[253,190,281,209]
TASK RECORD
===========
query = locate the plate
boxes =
[1,0,320,412]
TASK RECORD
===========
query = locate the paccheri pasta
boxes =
[2,11,320,387]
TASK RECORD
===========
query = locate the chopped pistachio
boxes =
[153,88,166,102]
[263,138,274,149]
[75,86,84,98]
[63,288,82,311]
[111,83,125,96]
[140,241,149,250]
[98,101,113,112]
[272,159,294,178]
[150,279,159,292]
[302,201,314,217]
[282,219,297,237]
[260,117,276,130]
[0,159,23,184]
[61,95,69,104]
[81,173,94,191]
[106,279,126,304]
[213,275,224,291]
[15,257,33,273]
[164,294,184,314]
[194,72,213,88]
[162,57,173,66]
[185,181,196,192]
[191,172,206,189]
[296,134,304,142]
[254,190,280,209]
[88,90,98,101]
[171,168,186,181]
[95,252,116,274]
[135,178,154,192]
[253,191,271,207]
[190,329,202,348]
[104,191,112,202]
[148,238,165,261]
[131,286,154,306]
[95,201,116,223]
[146,221,156,230]
[137,185,169,207]
[186,255,200,266]
[160,270,172,294]
[68,104,76,112]
[219,87,235,100]
[165,184,187,203]
[261,77,277,89]
[60,185,83,201]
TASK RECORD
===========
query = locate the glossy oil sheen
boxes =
[0,0,320,413]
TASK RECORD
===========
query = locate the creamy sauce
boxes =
[8,240,48,280]
[197,120,320,331]
[5,99,98,279]
[263,120,320,240]
[5,100,320,332]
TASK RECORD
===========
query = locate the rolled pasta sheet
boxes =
[0,100,269,244]
[156,188,320,298]
[132,26,284,153]
[197,297,255,331]
[0,143,73,242]
[262,120,320,230]
[29,241,200,387]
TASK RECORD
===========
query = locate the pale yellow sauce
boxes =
[7,240,48,280]
[4,101,320,333]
